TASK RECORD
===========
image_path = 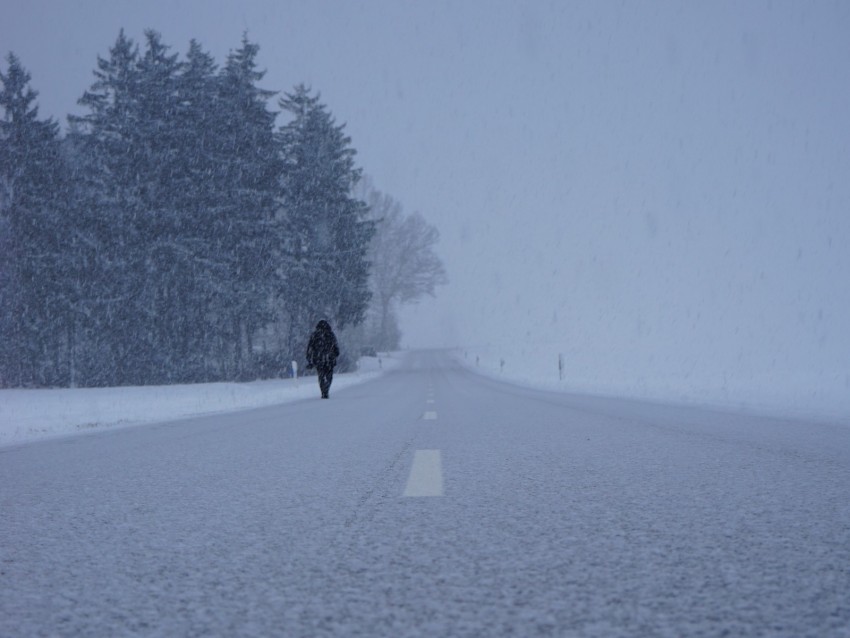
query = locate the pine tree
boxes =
[172,39,228,381]
[0,53,68,386]
[3,34,385,386]
[211,36,282,379]
[71,30,192,385]
[277,85,374,367]
[69,30,146,385]
[131,31,188,383]
[67,32,283,385]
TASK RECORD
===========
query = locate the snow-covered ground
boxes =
[4,346,847,451]
[456,342,850,424]
[0,354,398,448]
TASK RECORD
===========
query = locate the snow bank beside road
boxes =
[0,355,398,448]
[457,343,850,423]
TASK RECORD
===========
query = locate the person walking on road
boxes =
[306,320,340,399]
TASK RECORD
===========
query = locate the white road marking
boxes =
[423,411,437,420]
[427,399,435,404]
[403,450,443,497]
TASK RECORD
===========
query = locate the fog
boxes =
[4,1,849,414]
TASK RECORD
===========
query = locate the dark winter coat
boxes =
[306,320,340,370]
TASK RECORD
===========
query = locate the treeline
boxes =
[0,31,376,387]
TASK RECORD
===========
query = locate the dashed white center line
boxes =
[403,449,443,497]
[423,411,437,420]
[426,399,435,404]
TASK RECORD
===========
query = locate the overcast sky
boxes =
[3,1,849,393]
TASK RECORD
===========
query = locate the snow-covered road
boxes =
[2,351,849,636]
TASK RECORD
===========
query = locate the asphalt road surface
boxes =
[3,350,849,636]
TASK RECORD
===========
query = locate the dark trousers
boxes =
[317,366,334,398]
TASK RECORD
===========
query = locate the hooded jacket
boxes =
[306,320,340,369]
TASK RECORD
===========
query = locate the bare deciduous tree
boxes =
[361,180,447,350]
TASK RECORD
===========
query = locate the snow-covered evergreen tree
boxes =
[277,85,374,369]
[212,36,282,380]
[69,30,148,385]
[68,32,281,385]
[0,54,68,387]
[2,33,384,386]
[115,30,197,384]
[172,39,229,381]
